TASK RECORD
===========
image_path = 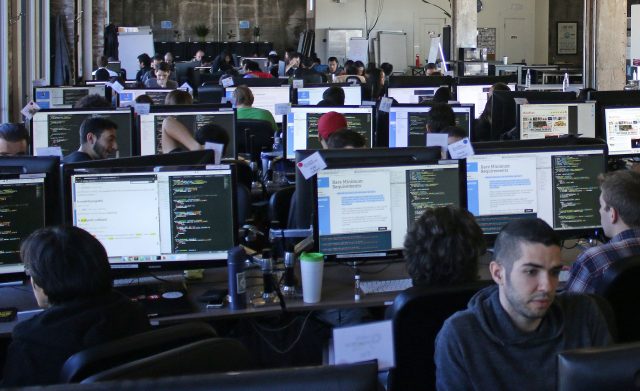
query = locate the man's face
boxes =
[152,59,162,70]
[599,192,614,238]
[155,70,170,86]
[494,242,563,331]
[328,60,338,73]
[0,139,27,156]
[164,54,173,64]
[89,129,118,159]
[195,51,205,61]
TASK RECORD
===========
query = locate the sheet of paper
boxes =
[332,319,395,370]
[292,79,304,89]
[297,151,327,180]
[109,81,125,94]
[448,137,475,159]
[274,103,292,116]
[379,97,393,113]
[36,146,63,157]
[426,133,449,158]
[21,101,41,121]
[204,142,224,164]
[134,103,151,115]
[221,77,234,88]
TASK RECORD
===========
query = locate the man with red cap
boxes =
[317,111,348,149]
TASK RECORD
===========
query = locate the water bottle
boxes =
[415,54,420,67]
[354,273,363,301]
[227,246,247,310]
[562,72,569,92]
[272,136,283,157]
[525,69,531,88]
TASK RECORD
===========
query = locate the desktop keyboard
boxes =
[359,278,413,294]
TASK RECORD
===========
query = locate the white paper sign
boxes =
[108,81,125,94]
[297,151,327,180]
[379,97,393,113]
[21,101,41,121]
[332,320,395,370]
[447,137,475,159]
[32,79,47,87]
[361,100,377,106]
[133,103,151,115]
[221,77,234,88]
[292,79,304,89]
[204,142,224,164]
[36,146,63,157]
[513,97,529,105]
[274,103,292,116]
[426,133,449,158]
[179,82,193,93]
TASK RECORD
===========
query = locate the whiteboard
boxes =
[327,29,363,64]
[348,38,369,64]
[118,30,155,80]
[378,32,408,73]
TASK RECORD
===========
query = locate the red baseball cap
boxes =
[317,111,348,140]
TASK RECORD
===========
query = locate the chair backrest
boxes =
[594,256,640,343]
[558,341,640,391]
[236,119,274,160]
[386,281,493,391]
[198,82,225,104]
[268,186,295,228]
[236,183,252,225]
[60,322,217,383]
[83,338,253,383]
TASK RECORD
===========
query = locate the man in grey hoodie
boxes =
[435,218,611,391]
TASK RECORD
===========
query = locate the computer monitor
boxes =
[603,106,640,157]
[239,57,269,71]
[296,85,362,106]
[312,157,464,260]
[68,164,237,271]
[388,104,474,147]
[137,105,236,157]
[518,102,596,139]
[455,83,516,118]
[387,86,446,104]
[466,140,607,240]
[117,88,186,107]
[34,85,109,109]
[225,85,291,124]
[591,90,640,139]
[388,75,454,88]
[30,108,135,157]
[284,106,374,160]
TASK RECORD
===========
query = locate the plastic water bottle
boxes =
[272,136,283,156]
[416,54,420,67]
[562,72,569,92]
[525,69,531,88]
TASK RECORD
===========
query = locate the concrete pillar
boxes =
[452,0,477,58]
[594,0,627,90]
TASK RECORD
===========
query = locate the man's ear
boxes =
[610,206,620,225]
[490,261,505,285]
[85,131,97,144]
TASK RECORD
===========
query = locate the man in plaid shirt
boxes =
[565,170,640,293]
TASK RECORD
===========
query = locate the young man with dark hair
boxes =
[92,56,117,81]
[73,94,112,109]
[233,85,277,131]
[1,226,149,387]
[327,56,342,77]
[435,218,611,391]
[566,170,640,293]
[144,62,178,89]
[426,103,455,133]
[62,117,118,163]
[326,129,366,149]
[135,53,152,86]
[317,86,345,106]
[285,51,301,76]
[0,123,29,156]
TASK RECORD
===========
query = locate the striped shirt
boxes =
[564,229,640,293]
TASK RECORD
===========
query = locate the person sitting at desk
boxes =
[73,94,112,109]
[144,62,178,89]
[284,51,301,77]
[317,86,345,107]
[135,53,152,87]
[243,60,273,79]
[326,56,342,78]
[326,129,366,149]
[0,226,150,387]
[333,64,367,84]
[234,85,278,132]
[92,55,118,81]
[317,111,348,149]
[143,55,176,85]
[210,51,235,74]
[435,218,611,391]
[0,123,28,156]
[565,170,640,293]
[164,52,175,70]
[62,117,118,163]
[425,103,455,133]
[474,82,511,142]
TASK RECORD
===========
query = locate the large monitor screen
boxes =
[34,85,107,109]
[387,86,443,104]
[137,106,235,157]
[0,176,46,282]
[604,106,640,156]
[388,105,473,147]
[296,86,362,105]
[225,85,291,123]
[70,165,237,269]
[117,88,182,107]
[519,102,596,140]
[456,83,516,118]
[466,146,605,237]
[31,108,135,157]
[285,106,374,160]
[315,161,462,256]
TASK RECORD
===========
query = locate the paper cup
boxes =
[502,56,508,65]
[300,252,324,303]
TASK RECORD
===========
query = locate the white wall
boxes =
[314,0,550,70]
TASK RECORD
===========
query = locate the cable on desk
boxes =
[249,311,314,354]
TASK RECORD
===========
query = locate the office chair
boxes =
[60,322,217,383]
[268,185,295,228]
[594,255,640,343]
[198,82,225,104]
[236,183,252,225]
[386,281,493,391]
[558,341,640,391]
[236,119,275,161]
[83,337,253,383]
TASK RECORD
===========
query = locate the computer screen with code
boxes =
[388,105,473,147]
[315,161,462,256]
[35,85,107,109]
[70,166,236,268]
[466,146,605,237]
[31,109,135,157]
[296,86,362,105]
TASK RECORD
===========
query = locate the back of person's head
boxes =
[404,206,485,286]
[432,87,452,103]
[164,90,193,105]
[21,226,112,305]
[97,56,108,68]
[301,56,315,69]
[344,60,354,68]
[321,86,346,106]
[155,61,171,73]
[443,125,467,140]
[74,94,112,109]
[0,122,29,154]
[195,124,230,155]
[490,82,511,94]
[134,94,154,105]
[152,54,163,63]
[287,51,300,61]
[599,170,640,228]
[493,218,560,272]
[245,60,261,72]
[137,53,151,67]
[79,116,118,144]
[318,111,348,141]
[328,56,338,63]
[426,103,455,132]
[344,64,358,75]
[327,129,366,149]
[380,62,393,76]
[233,85,254,106]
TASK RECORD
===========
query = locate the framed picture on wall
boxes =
[557,22,578,55]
